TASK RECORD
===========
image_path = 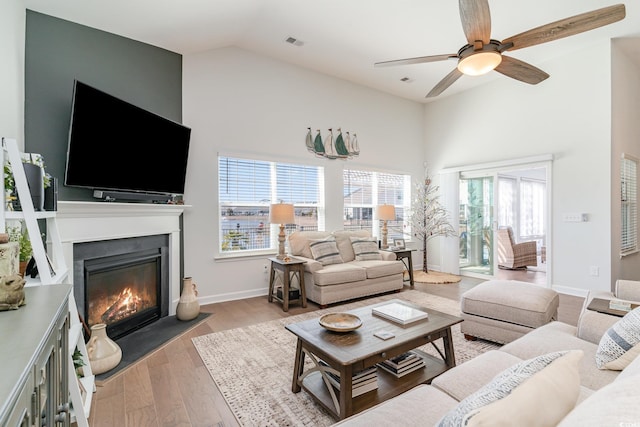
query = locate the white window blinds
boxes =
[621,154,638,256]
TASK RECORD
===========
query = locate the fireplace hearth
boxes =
[73,234,170,340]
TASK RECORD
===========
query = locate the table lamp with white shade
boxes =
[269,202,295,259]
[377,204,395,249]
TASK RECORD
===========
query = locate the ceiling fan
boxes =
[374,1,626,98]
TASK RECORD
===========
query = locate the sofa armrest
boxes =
[293,255,323,273]
[615,279,640,302]
[576,291,623,344]
[379,251,397,261]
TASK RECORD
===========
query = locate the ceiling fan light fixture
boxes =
[457,51,502,76]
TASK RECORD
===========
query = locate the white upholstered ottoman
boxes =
[460,280,559,344]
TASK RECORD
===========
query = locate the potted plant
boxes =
[8,223,32,277]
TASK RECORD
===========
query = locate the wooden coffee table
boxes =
[285,299,463,420]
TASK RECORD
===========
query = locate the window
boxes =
[621,154,638,256]
[343,169,411,241]
[218,156,324,254]
[519,178,546,240]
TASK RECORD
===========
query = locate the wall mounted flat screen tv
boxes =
[65,80,191,199]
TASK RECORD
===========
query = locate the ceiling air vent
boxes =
[285,36,304,47]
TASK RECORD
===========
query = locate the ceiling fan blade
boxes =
[426,68,463,98]
[494,56,550,85]
[501,4,625,52]
[459,0,492,45]
[374,54,457,67]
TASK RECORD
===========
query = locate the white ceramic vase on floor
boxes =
[86,323,122,375]
[176,276,200,321]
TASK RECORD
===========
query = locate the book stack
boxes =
[319,361,378,397]
[377,351,425,378]
[372,302,429,325]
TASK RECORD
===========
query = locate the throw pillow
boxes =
[437,351,570,427]
[309,238,344,266]
[595,306,640,370]
[350,237,382,261]
[466,350,583,427]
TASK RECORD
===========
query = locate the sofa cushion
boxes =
[332,384,457,427]
[436,351,571,427]
[309,238,344,266]
[350,260,404,279]
[557,374,640,427]
[500,321,619,390]
[432,350,523,401]
[312,263,367,286]
[333,230,371,262]
[616,347,640,381]
[595,306,640,370]
[350,237,382,261]
[288,231,331,259]
[465,350,582,427]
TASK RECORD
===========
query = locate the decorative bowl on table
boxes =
[319,312,362,332]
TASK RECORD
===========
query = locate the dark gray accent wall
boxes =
[25,10,183,201]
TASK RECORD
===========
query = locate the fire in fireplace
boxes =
[73,235,169,340]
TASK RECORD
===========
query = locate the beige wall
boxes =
[612,39,640,283]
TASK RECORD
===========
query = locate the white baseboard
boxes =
[198,288,267,305]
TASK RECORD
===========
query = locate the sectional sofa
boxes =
[333,280,640,426]
[287,230,404,306]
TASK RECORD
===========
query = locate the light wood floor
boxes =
[87,276,583,427]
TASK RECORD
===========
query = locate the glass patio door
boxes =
[459,174,495,276]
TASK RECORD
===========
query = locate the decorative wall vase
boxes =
[86,323,122,375]
[176,276,200,321]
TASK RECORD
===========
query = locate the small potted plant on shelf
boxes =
[8,223,32,277]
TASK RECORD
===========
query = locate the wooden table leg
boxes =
[291,339,305,392]
[338,364,353,419]
[283,265,290,312]
[297,265,307,308]
[268,263,275,302]
[407,254,414,286]
[442,327,457,368]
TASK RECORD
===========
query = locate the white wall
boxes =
[612,39,640,282]
[0,0,25,147]
[182,47,425,304]
[423,40,614,294]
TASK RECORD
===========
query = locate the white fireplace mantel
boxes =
[56,201,189,314]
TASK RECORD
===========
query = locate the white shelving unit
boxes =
[0,137,94,427]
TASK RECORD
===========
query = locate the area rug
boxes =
[413,270,462,284]
[192,290,498,427]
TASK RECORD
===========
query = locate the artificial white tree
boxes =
[409,173,456,273]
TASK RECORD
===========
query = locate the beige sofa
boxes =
[334,280,640,426]
[288,230,404,306]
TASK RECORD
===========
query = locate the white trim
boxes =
[439,154,554,174]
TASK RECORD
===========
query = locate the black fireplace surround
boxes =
[73,234,170,340]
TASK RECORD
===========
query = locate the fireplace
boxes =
[73,234,170,340]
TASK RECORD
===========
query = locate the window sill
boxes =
[214,249,277,261]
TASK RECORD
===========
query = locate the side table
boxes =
[383,248,415,286]
[268,256,307,311]
[587,297,638,317]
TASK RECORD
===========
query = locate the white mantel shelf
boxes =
[57,200,190,218]
[56,200,190,315]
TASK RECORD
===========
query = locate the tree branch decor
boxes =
[409,172,456,273]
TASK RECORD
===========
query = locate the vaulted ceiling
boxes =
[24,0,640,103]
